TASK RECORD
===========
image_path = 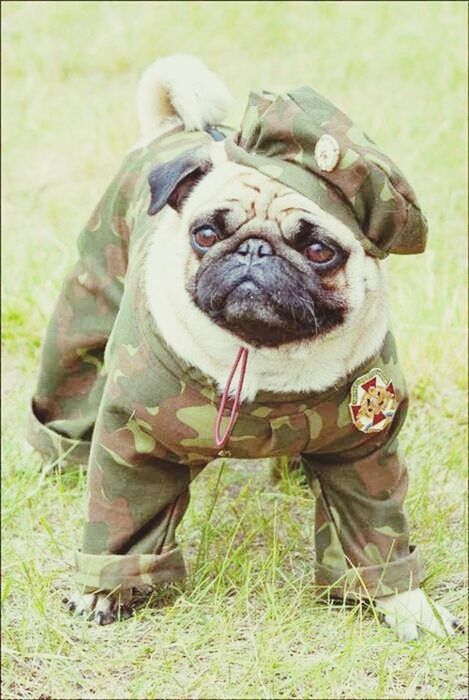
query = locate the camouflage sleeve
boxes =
[26,150,145,467]
[75,452,193,592]
[72,283,204,592]
[302,406,424,600]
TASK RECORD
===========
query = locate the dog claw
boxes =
[95,610,115,626]
[94,607,132,625]
[451,618,465,634]
[95,611,104,625]
[120,606,133,620]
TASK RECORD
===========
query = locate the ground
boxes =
[1,1,467,698]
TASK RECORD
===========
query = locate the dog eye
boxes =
[193,225,218,249]
[304,241,336,264]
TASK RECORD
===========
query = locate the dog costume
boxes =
[28,87,427,598]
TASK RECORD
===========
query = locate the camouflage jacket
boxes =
[28,124,410,469]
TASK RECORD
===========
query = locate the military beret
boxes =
[224,87,428,258]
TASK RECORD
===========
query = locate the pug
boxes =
[29,55,461,640]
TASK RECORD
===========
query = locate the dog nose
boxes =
[235,238,273,262]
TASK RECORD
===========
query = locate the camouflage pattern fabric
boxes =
[28,119,424,599]
[28,125,219,467]
[225,87,428,258]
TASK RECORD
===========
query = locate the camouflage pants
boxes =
[27,139,423,599]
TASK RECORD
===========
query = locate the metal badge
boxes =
[349,368,397,433]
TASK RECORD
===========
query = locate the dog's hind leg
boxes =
[269,455,306,483]
[26,160,140,468]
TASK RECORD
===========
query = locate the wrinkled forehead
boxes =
[183,159,360,250]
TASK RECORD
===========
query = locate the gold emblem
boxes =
[349,368,397,434]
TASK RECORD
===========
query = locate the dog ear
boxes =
[147,149,212,216]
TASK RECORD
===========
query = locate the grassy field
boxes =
[1,1,467,698]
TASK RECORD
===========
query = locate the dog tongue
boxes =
[214,348,249,449]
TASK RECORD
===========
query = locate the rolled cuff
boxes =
[75,547,187,591]
[315,545,424,600]
[26,402,91,467]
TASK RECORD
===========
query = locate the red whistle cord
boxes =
[214,347,249,449]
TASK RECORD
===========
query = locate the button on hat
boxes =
[315,134,340,172]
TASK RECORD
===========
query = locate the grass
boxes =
[1,1,467,698]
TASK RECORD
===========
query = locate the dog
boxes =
[29,55,462,640]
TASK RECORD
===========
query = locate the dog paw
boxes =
[375,588,464,641]
[64,590,133,625]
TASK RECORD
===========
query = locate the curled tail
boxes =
[137,54,233,139]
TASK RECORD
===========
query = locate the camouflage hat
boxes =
[224,87,428,258]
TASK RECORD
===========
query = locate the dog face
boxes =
[147,144,384,353]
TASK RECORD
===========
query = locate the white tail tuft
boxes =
[137,54,233,139]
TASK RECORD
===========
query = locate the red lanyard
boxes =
[214,347,249,449]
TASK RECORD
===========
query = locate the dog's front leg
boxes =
[65,588,133,625]
[69,443,193,625]
[300,444,461,643]
[375,588,463,641]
